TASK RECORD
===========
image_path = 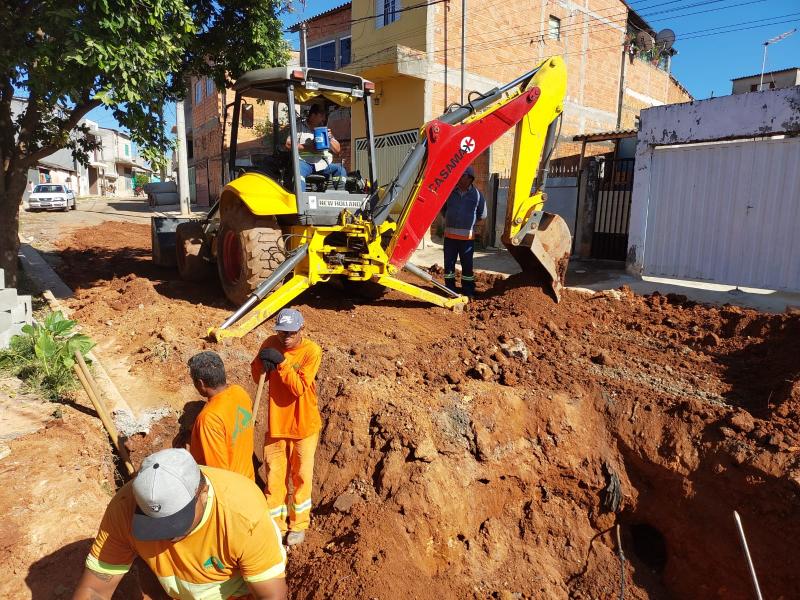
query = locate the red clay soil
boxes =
[35,221,800,599]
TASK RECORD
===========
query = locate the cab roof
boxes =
[233,67,372,103]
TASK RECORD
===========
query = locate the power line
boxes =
[336,9,799,89]
[290,0,448,32]
[347,0,767,67]
[345,0,782,73]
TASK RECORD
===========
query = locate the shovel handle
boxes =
[73,354,135,476]
[253,372,267,433]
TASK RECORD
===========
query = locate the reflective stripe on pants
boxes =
[264,432,319,532]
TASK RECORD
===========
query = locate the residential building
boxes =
[12,96,151,198]
[292,1,691,186]
[94,126,151,195]
[731,67,800,94]
[187,52,300,206]
[12,98,80,199]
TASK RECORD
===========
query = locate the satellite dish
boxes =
[656,29,676,51]
[636,31,654,51]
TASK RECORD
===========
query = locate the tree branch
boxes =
[19,97,102,168]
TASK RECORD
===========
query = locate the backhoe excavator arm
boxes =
[378,57,568,291]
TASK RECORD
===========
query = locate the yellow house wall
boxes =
[351,76,425,162]
[350,0,428,64]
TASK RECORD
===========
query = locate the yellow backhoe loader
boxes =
[151,57,571,341]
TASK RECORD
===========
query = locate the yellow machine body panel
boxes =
[219,172,298,216]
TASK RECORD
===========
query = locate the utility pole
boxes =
[759,29,795,91]
[460,0,466,104]
[300,23,308,67]
[159,105,166,183]
[175,100,191,217]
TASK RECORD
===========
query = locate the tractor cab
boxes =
[225,67,378,226]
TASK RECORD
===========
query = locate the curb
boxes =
[18,243,140,432]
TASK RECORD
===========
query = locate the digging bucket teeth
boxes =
[504,211,571,301]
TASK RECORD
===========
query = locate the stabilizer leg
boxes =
[209,274,311,342]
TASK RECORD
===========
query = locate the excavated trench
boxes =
[51,222,800,599]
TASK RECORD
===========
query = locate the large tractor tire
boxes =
[216,199,285,306]
[176,221,213,282]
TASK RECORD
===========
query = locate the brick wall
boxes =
[304,5,351,47]
[189,76,274,205]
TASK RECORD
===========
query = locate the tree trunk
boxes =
[0,169,29,287]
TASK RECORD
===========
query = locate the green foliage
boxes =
[0,0,291,281]
[0,1,291,167]
[0,311,95,401]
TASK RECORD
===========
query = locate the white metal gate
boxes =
[643,137,800,290]
[355,130,417,217]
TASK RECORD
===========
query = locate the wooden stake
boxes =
[253,372,267,432]
[73,352,135,476]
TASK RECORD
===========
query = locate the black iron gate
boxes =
[591,157,634,260]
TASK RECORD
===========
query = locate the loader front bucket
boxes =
[504,212,571,301]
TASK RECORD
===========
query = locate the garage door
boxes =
[643,136,800,290]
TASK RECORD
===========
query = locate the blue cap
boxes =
[274,308,304,332]
[463,165,475,179]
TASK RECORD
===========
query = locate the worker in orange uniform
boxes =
[73,448,287,600]
[251,308,322,547]
[188,351,255,481]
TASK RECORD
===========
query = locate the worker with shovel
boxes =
[187,351,255,481]
[73,448,288,600]
[251,308,322,547]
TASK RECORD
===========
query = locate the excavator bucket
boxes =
[504,212,572,301]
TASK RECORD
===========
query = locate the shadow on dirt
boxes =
[712,310,800,418]
[615,419,800,600]
[25,539,160,599]
[49,242,452,316]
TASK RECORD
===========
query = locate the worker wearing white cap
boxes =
[73,448,287,600]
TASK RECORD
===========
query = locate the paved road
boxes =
[19,196,198,251]
[19,196,800,313]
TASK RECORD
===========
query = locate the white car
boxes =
[27,184,76,211]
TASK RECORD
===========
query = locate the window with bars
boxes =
[548,16,561,40]
[307,41,336,70]
[376,0,400,28]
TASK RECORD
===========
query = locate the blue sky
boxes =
[87,0,800,135]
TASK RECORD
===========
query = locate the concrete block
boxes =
[0,311,13,335]
[10,295,32,324]
[0,322,25,350]
[0,288,18,311]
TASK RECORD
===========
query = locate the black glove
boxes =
[259,347,285,371]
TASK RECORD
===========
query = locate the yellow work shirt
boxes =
[86,466,286,599]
